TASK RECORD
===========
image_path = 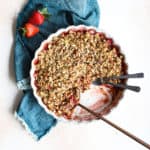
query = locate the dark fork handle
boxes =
[104,73,144,80]
[107,82,141,92]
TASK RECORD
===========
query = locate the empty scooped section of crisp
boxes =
[72,84,114,121]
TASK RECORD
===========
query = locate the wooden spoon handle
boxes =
[100,117,150,149]
[78,103,150,149]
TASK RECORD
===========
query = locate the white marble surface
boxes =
[0,0,150,150]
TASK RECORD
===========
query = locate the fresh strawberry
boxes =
[28,8,50,25]
[22,23,39,38]
[28,11,44,25]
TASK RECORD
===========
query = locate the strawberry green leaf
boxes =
[39,8,51,19]
[21,28,27,36]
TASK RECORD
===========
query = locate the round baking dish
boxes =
[30,25,127,122]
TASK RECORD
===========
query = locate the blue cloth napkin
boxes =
[14,0,100,140]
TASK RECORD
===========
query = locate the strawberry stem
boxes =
[39,7,51,19]
[22,28,27,36]
[16,27,27,36]
[20,28,27,36]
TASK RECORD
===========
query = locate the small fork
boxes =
[92,73,144,92]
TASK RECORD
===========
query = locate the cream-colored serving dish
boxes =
[30,25,126,122]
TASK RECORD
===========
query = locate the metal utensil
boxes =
[92,73,144,92]
[104,72,144,80]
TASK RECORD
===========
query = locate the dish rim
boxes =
[30,25,119,123]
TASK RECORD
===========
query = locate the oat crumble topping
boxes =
[33,29,124,119]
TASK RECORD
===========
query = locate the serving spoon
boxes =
[77,103,150,149]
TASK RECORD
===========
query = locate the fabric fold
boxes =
[14,0,100,140]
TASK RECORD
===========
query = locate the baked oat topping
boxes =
[33,29,124,119]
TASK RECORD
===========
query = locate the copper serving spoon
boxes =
[77,103,150,149]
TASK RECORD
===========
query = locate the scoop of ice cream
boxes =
[72,84,114,121]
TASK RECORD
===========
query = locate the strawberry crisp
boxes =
[32,27,126,121]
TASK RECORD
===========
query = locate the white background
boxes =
[0,0,150,150]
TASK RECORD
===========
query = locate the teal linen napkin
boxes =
[14,0,100,140]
